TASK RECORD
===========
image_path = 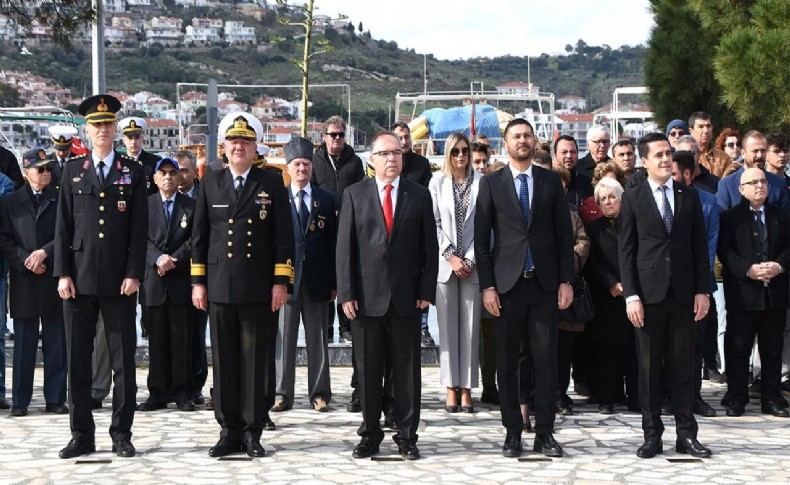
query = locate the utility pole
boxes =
[92,0,106,94]
[423,54,428,94]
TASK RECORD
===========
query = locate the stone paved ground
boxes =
[1,366,789,484]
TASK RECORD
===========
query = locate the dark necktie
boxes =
[517,173,534,271]
[755,209,766,260]
[235,175,244,199]
[97,161,106,187]
[383,184,394,237]
[164,199,172,226]
[297,189,309,233]
[33,192,42,209]
[660,185,673,234]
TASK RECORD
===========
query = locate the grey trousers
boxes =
[436,274,481,389]
[274,281,332,405]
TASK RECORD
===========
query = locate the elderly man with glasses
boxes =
[577,125,611,179]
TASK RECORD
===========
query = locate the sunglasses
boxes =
[325,132,345,139]
[450,147,470,157]
[34,165,53,173]
[725,141,741,149]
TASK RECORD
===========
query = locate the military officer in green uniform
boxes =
[191,111,294,458]
[55,94,148,459]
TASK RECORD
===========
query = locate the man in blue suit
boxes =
[273,137,336,414]
[718,130,790,212]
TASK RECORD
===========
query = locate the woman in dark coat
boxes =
[585,177,638,414]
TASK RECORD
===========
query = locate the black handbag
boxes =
[559,275,595,324]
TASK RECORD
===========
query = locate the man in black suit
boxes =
[619,132,712,459]
[337,131,438,461]
[0,150,67,417]
[55,94,148,459]
[48,125,80,191]
[474,118,574,458]
[191,112,294,458]
[138,158,197,412]
[718,167,790,418]
[272,137,335,414]
[176,150,208,405]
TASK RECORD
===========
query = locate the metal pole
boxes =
[423,54,427,94]
[92,0,105,94]
[206,80,218,163]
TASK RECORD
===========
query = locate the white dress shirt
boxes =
[375,176,400,213]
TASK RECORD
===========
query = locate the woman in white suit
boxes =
[429,132,482,413]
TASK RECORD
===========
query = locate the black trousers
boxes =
[480,317,497,389]
[495,277,558,437]
[64,294,137,442]
[557,329,577,405]
[635,291,698,441]
[209,302,277,442]
[594,336,638,407]
[146,302,194,405]
[350,340,395,417]
[190,306,209,394]
[724,305,786,406]
[701,297,719,374]
[351,304,421,445]
[12,314,67,408]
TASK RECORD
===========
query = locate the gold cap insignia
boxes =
[97,98,108,112]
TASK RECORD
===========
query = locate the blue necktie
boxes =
[754,209,766,260]
[660,185,673,234]
[163,199,172,226]
[517,173,534,271]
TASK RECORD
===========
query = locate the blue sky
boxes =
[321,0,654,60]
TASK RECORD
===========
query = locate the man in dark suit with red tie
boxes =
[718,167,790,418]
[619,132,712,459]
[474,118,575,458]
[337,131,438,461]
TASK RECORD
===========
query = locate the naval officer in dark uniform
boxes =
[48,125,80,191]
[191,111,294,458]
[55,94,148,459]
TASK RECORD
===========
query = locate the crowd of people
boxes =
[0,96,788,462]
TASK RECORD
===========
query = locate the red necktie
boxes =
[383,184,394,236]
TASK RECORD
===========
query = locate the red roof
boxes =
[560,113,595,122]
[147,119,179,128]
[496,81,531,88]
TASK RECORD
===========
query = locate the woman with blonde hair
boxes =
[429,132,482,412]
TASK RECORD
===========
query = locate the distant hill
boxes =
[0,10,645,136]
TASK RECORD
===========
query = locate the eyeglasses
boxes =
[34,165,53,173]
[725,141,741,149]
[371,150,403,158]
[740,178,767,187]
[450,147,470,157]
[325,132,345,139]
[590,139,611,145]
[668,130,685,137]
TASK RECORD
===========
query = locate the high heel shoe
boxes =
[460,388,474,413]
[446,387,459,413]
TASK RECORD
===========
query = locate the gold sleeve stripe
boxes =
[191,267,206,276]
[274,263,294,278]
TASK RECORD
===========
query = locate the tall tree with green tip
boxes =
[275,0,346,137]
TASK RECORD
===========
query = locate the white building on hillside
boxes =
[145,17,184,46]
[224,21,256,44]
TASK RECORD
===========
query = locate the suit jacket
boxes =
[191,166,295,303]
[288,185,336,302]
[48,150,79,191]
[474,164,575,294]
[54,151,148,296]
[717,167,790,212]
[429,170,480,284]
[618,179,709,305]
[718,200,790,311]
[576,152,610,180]
[0,185,61,319]
[336,177,438,317]
[142,192,195,306]
[311,143,364,209]
[402,151,433,188]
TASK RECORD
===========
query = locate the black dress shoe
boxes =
[761,401,790,417]
[193,392,205,405]
[178,401,196,412]
[352,439,380,458]
[397,441,420,460]
[599,403,614,415]
[137,400,167,411]
[0,397,10,410]
[11,407,28,417]
[725,404,745,417]
[347,397,361,413]
[533,433,563,457]
[46,403,69,414]
[661,400,673,416]
[209,438,241,457]
[445,405,458,413]
[636,437,663,458]
[694,398,717,417]
[59,439,96,459]
[90,398,103,410]
[242,438,266,457]
[502,436,523,458]
[557,404,573,416]
[675,437,712,458]
[480,386,500,405]
[112,439,136,458]
[263,415,276,431]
